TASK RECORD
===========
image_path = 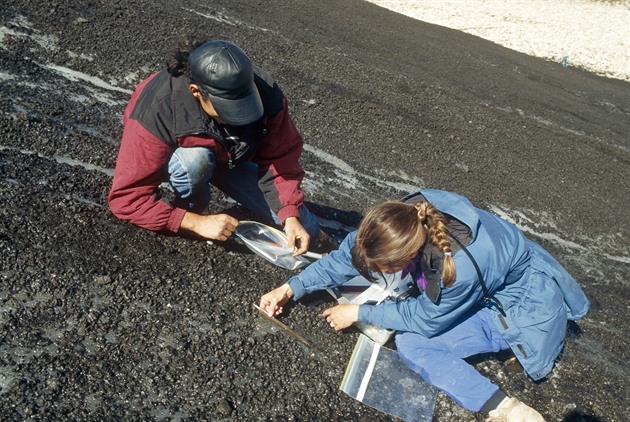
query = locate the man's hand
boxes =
[284,216,310,255]
[259,283,294,317]
[322,304,360,331]
[180,212,238,240]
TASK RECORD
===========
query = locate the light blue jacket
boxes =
[288,189,589,380]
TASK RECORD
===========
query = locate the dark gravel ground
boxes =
[1,0,629,421]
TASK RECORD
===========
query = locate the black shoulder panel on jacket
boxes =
[253,66,285,118]
[402,191,427,204]
[129,70,178,147]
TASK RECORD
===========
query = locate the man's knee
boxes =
[168,147,216,196]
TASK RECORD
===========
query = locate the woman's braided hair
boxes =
[416,202,456,286]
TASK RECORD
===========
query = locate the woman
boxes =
[259,189,589,421]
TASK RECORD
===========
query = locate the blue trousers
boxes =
[167,147,320,238]
[395,307,510,412]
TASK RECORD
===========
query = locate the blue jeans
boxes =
[395,307,510,412]
[167,147,320,238]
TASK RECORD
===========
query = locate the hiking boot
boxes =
[486,397,545,422]
[310,229,339,255]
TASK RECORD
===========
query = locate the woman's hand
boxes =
[259,284,294,317]
[322,304,360,331]
[284,217,310,255]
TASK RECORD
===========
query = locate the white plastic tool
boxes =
[330,274,410,345]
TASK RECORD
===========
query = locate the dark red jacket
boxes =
[108,67,306,233]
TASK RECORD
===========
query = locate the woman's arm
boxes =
[359,258,487,337]
[287,231,360,299]
[258,231,360,316]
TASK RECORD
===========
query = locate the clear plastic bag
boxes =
[340,334,438,421]
[235,221,313,270]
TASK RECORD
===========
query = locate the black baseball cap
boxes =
[189,40,263,126]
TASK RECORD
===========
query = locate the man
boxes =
[109,37,335,254]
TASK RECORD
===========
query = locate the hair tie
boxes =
[444,252,452,257]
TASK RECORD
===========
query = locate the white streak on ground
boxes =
[42,64,132,95]
[494,105,630,153]
[303,144,424,194]
[0,146,114,177]
[182,8,277,34]
[604,254,630,264]
[1,20,131,105]
[489,204,630,287]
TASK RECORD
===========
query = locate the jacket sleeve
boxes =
[254,97,305,223]
[358,256,488,338]
[288,232,360,299]
[108,119,186,233]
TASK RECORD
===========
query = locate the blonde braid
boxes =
[424,203,456,286]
